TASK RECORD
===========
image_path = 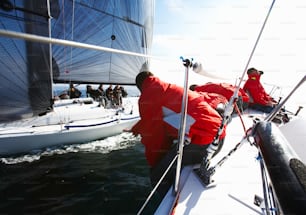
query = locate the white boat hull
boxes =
[0,97,139,156]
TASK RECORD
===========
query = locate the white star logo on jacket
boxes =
[162,106,195,134]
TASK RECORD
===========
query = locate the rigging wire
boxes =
[258,153,278,215]
[200,0,277,182]
[208,0,277,159]
[46,0,53,98]
[137,154,178,215]
[224,0,277,118]
[61,0,68,79]
[236,0,276,90]
[70,0,75,83]
[138,1,279,213]
[109,4,115,81]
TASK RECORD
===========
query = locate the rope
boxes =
[137,154,178,215]
[234,103,247,135]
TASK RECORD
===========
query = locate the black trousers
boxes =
[150,138,225,198]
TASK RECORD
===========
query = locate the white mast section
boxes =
[0,29,154,58]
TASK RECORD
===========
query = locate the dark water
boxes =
[0,134,161,215]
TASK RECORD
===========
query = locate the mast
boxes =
[174,57,192,193]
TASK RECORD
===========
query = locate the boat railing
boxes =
[137,154,178,215]
[138,1,304,212]
[265,75,306,122]
[252,74,306,215]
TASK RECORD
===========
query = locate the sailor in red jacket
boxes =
[189,85,228,117]
[130,71,226,196]
[190,82,249,112]
[243,68,277,113]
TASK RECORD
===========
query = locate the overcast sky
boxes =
[148,0,306,113]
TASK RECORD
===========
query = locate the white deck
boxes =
[155,113,266,215]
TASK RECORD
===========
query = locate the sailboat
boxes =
[135,1,306,214]
[150,74,306,215]
[0,0,154,156]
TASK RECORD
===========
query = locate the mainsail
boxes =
[0,0,154,122]
[51,0,154,84]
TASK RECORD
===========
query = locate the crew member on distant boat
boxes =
[190,82,249,112]
[243,68,277,113]
[97,84,105,96]
[106,85,114,106]
[128,70,227,197]
[120,85,128,98]
[113,85,128,106]
[113,85,123,106]
[68,83,82,99]
[86,85,100,101]
[97,84,107,107]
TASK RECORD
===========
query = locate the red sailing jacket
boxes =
[243,73,273,106]
[194,82,249,103]
[198,92,228,109]
[131,76,225,167]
